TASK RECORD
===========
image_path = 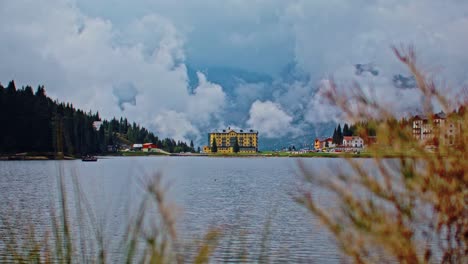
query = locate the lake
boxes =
[0,156,347,263]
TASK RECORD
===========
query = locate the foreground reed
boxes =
[296,46,467,263]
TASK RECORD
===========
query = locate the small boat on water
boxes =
[82,155,98,162]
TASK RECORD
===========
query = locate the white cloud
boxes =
[144,72,227,142]
[273,80,314,118]
[247,100,296,138]
[76,0,293,74]
[187,72,226,126]
[304,80,342,124]
[0,0,228,144]
[153,110,199,142]
[283,0,468,115]
[0,1,190,118]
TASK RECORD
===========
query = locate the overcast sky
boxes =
[1,0,467,143]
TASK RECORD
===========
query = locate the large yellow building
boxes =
[203,128,258,153]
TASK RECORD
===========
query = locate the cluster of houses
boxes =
[314,136,370,152]
[106,143,160,153]
[126,143,160,152]
[412,111,462,146]
[312,110,461,153]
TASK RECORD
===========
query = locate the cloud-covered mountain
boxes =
[186,65,273,93]
[2,0,467,150]
[392,74,417,89]
[185,63,335,150]
[355,64,379,76]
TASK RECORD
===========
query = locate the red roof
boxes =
[343,136,353,141]
[143,143,157,148]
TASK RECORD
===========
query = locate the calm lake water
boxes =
[0,157,350,263]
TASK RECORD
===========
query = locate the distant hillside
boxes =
[0,81,194,156]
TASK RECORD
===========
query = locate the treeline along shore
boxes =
[0,81,194,159]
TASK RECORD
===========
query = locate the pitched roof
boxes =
[433,111,446,119]
[211,128,258,134]
[413,111,447,121]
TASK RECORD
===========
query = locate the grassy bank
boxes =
[120,151,169,157]
[204,151,369,158]
[0,152,76,160]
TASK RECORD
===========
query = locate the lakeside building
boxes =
[132,144,143,151]
[315,135,365,152]
[314,139,321,150]
[334,136,365,152]
[343,136,364,148]
[412,111,462,146]
[314,138,334,150]
[203,128,258,153]
[142,143,158,152]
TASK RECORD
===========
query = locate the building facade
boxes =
[412,113,445,142]
[412,112,462,146]
[205,128,258,153]
[142,143,158,152]
[314,139,321,150]
[314,138,334,150]
[343,136,364,148]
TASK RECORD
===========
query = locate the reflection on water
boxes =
[0,157,346,262]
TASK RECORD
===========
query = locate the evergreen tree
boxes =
[0,80,194,156]
[0,84,4,152]
[98,126,106,153]
[35,85,46,97]
[337,124,343,145]
[332,128,337,144]
[233,137,240,153]
[349,124,356,136]
[190,140,194,152]
[6,80,16,93]
[106,122,114,146]
[343,123,350,136]
[211,138,218,153]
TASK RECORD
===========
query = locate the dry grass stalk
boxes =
[297,46,467,263]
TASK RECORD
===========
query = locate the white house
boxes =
[343,136,364,148]
[132,144,143,151]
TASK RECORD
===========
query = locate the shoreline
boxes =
[1,149,425,160]
[0,152,388,160]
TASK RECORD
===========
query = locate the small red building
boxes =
[142,143,158,152]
